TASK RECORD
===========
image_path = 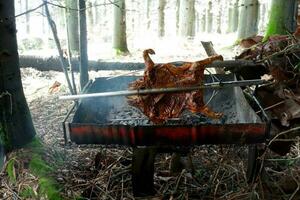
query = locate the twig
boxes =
[256,100,285,114]
[15,3,45,18]
[43,0,75,95]
[267,127,300,147]
[47,0,121,11]
[172,169,185,195]
[289,171,300,200]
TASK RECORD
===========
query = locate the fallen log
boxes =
[19,55,265,73]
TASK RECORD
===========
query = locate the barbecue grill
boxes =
[62,73,270,196]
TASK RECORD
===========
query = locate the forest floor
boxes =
[1,40,300,199]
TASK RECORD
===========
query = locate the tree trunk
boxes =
[146,0,152,30]
[158,0,166,37]
[176,0,180,34]
[227,3,233,33]
[237,0,259,40]
[179,0,195,37]
[79,0,89,89]
[232,0,239,32]
[201,8,206,32]
[0,1,35,149]
[113,0,129,53]
[65,0,80,54]
[87,1,94,35]
[206,0,213,33]
[258,3,267,32]
[42,5,47,34]
[94,0,100,26]
[25,0,30,34]
[18,55,262,72]
[264,0,298,39]
[217,0,222,33]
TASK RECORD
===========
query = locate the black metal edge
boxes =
[252,86,271,139]
[68,122,268,128]
[81,79,93,94]
[62,103,76,145]
[62,79,94,145]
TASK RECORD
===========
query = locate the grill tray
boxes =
[66,74,268,146]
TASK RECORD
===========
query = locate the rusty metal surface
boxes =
[68,74,267,146]
[69,123,266,145]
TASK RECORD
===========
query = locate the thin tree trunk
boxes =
[237,0,259,40]
[79,0,89,89]
[87,1,94,35]
[264,0,298,39]
[196,11,200,34]
[258,3,267,32]
[94,0,100,26]
[65,0,80,54]
[176,0,180,34]
[201,8,206,32]
[227,3,233,33]
[44,0,75,95]
[113,0,129,53]
[158,0,166,37]
[232,0,239,32]
[42,5,47,34]
[25,0,30,34]
[65,8,77,94]
[217,0,222,33]
[179,0,195,37]
[0,1,35,149]
[206,0,213,33]
[146,0,151,30]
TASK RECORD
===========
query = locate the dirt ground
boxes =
[0,62,299,199]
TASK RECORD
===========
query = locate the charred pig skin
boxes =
[128,49,223,123]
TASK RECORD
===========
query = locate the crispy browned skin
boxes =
[128,49,223,123]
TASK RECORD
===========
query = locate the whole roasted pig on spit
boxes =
[128,49,224,124]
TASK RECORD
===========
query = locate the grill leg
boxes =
[132,147,157,197]
[247,144,265,183]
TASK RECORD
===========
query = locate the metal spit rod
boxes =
[59,79,268,100]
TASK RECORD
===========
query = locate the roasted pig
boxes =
[128,49,223,123]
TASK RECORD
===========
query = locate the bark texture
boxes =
[79,0,89,89]
[206,0,213,33]
[0,1,36,148]
[158,0,166,37]
[113,0,129,53]
[237,0,259,40]
[179,0,195,37]
[65,0,80,53]
[264,0,298,39]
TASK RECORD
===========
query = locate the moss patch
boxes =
[264,0,290,41]
[5,137,63,199]
[6,158,16,183]
[39,177,62,200]
[29,154,54,177]
[20,186,36,199]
